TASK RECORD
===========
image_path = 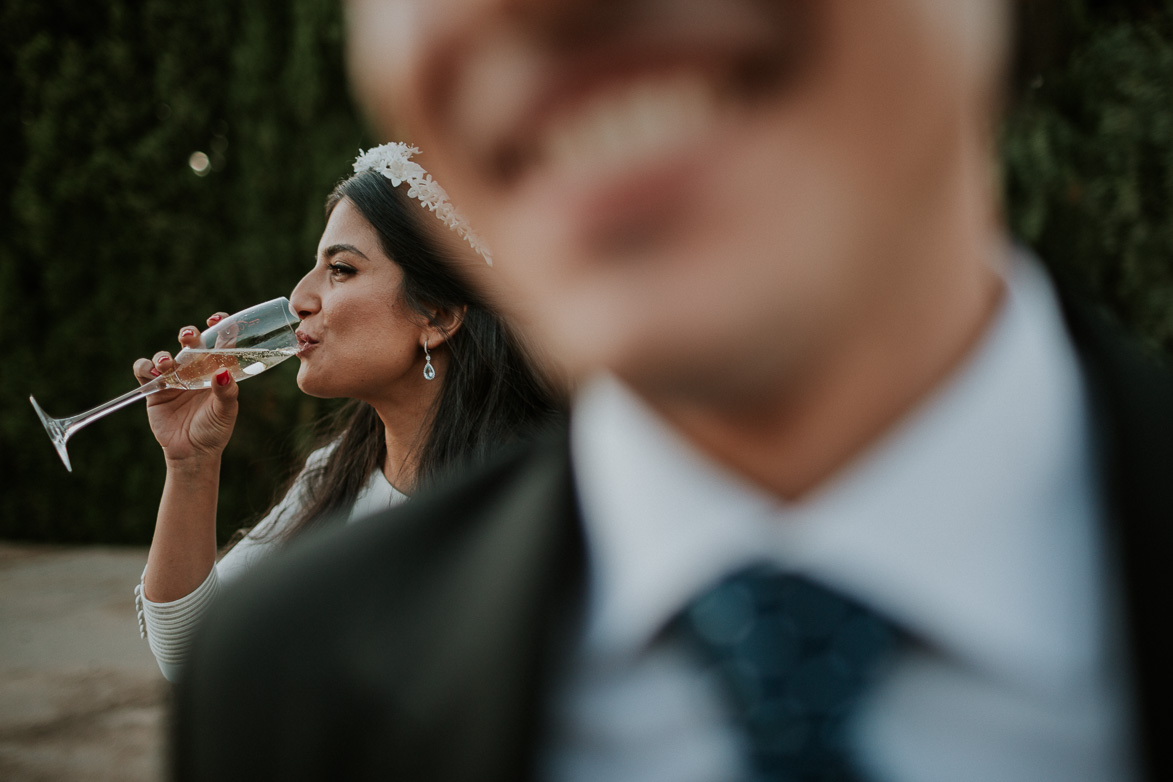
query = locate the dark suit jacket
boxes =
[173,295,1173,782]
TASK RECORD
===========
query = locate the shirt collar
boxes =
[570,256,1107,694]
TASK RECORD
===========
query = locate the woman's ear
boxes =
[421,304,467,348]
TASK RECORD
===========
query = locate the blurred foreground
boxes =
[0,543,166,781]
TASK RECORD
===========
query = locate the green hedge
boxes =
[1003,0,1173,356]
[0,0,368,543]
[1,1,1170,543]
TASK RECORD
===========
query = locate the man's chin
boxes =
[559,334,745,407]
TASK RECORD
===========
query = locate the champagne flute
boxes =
[30,296,300,472]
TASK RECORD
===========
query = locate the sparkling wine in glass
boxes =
[30,296,300,472]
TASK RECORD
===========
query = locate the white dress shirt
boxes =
[545,258,1138,782]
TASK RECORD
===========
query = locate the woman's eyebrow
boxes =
[321,243,369,260]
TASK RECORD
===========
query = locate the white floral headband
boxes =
[353,142,492,266]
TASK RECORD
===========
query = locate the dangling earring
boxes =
[423,338,436,381]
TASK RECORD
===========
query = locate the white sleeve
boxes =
[135,564,221,682]
[135,444,334,682]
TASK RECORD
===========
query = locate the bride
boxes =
[132,144,562,681]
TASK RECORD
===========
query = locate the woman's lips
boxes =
[295,331,320,356]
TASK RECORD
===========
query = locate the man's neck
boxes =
[646,234,1005,502]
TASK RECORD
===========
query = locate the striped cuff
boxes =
[134,565,221,682]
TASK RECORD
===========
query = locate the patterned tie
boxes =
[676,566,899,782]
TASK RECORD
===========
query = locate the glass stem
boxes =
[60,375,168,439]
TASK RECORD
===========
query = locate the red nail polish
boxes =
[209,315,222,323]
[216,370,231,386]
[181,329,195,338]
[149,368,162,377]
[159,356,170,363]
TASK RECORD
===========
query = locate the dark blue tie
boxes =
[676,566,898,782]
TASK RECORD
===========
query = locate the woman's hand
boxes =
[133,312,238,465]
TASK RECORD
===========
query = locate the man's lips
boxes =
[526,68,726,188]
[482,59,774,190]
[443,3,807,190]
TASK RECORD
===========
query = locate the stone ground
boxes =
[0,543,167,781]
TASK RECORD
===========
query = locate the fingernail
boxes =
[159,356,170,364]
[216,369,231,386]
[209,315,222,323]
[181,329,196,338]
[149,368,161,377]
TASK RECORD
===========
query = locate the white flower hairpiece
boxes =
[353,142,493,266]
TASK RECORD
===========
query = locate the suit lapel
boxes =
[1058,291,1173,782]
[400,432,585,782]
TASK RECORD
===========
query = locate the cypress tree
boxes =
[1,0,365,542]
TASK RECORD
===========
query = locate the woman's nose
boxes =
[289,272,319,319]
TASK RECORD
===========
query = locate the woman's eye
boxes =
[328,263,356,278]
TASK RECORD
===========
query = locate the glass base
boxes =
[29,396,72,472]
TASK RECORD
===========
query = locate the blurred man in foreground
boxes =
[174,1,1172,780]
